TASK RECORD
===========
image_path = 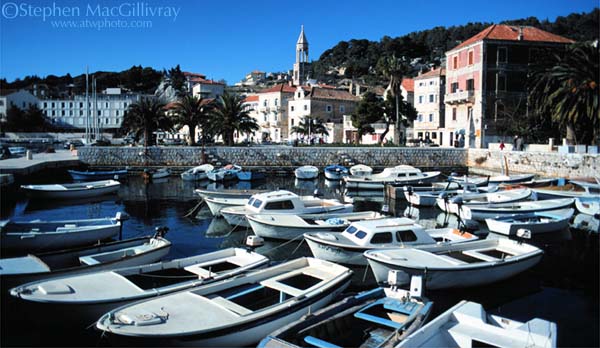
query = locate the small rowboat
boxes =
[295,165,319,179]
[324,165,348,180]
[485,208,574,236]
[68,169,128,181]
[20,180,120,199]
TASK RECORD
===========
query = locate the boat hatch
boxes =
[277,273,322,290]
[124,268,201,289]
[477,249,515,260]
[206,282,294,314]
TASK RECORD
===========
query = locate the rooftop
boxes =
[310,87,360,101]
[401,78,414,92]
[415,67,446,80]
[260,84,297,94]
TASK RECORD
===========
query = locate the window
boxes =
[264,200,294,210]
[419,82,425,86]
[303,105,307,111]
[497,74,506,91]
[69,102,73,108]
[291,119,295,126]
[116,110,119,116]
[466,79,475,91]
[51,110,55,116]
[61,102,65,107]
[396,230,418,242]
[69,110,73,116]
[43,102,47,108]
[79,102,83,108]
[79,110,83,116]
[430,80,435,85]
[51,102,55,107]
[370,232,393,244]
[105,118,109,124]
[451,82,459,93]
[252,199,263,208]
[432,132,437,139]
[274,98,278,106]
[291,106,295,112]
[498,47,507,63]
[354,230,367,239]
[418,96,423,104]
[105,102,109,108]
[297,92,301,98]
[325,105,332,112]
[468,50,474,65]
[429,94,434,103]
[417,114,423,122]
[263,100,267,107]
[340,105,345,113]
[452,108,457,121]
[452,55,458,69]
[61,110,65,116]
[429,114,433,122]
[344,226,358,234]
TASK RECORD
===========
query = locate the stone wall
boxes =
[467,148,600,178]
[78,146,467,172]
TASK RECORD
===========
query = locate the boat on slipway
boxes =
[396,300,556,348]
[10,248,269,328]
[96,257,353,347]
[20,180,121,199]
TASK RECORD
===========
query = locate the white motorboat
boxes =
[295,165,319,179]
[304,217,478,265]
[194,188,268,200]
[247,211,385,240]
[364,238,543,289]
[575,197,600,216]
[404,183,496,207]
[0,212,125,251]
[323,165,348,180]
[181,164,214,181]
[220,190,354,228]
[20,180,120,199]
[436,188,532,215]
[258,276,433,348]
[344,165,441,190]
[458,198,575,221]
[447,175,490,187]
[349,164,373,177]
[207,164,243,182]
[10,248,269,328]
[96,257,352,347]
[0,234,171,293]
[205,197,248,217]
[485,208,574,236]
[396,300,556,348]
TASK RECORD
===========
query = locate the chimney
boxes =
[518,26,523,41]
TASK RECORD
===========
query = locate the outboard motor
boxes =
[154,226,169,238]
[313,188,323,197]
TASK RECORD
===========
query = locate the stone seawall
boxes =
[78,146,467,172]
[467,148,600,178]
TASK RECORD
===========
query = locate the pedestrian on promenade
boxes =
[500,141,506,151]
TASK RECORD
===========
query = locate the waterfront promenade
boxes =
[0,150,80,176]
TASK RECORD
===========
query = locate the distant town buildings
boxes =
[243,83,296,143]
[293,25,310,86]
[0,90,39,122]
[184,72,225,100]
[413,68,446,145]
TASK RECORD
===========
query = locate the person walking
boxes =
[500,140,506,151]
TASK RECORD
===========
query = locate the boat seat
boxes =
[210,296,252,316]
[462,250,499,262]
[304,335,342,348]
[79,248,136,265]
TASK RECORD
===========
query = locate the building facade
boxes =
[0,90,40,122]
[413,68,446,145]
[243,84,296,143]
[444,24,573,148]
[39,88,142,129]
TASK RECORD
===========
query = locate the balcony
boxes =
[445,90,475,104]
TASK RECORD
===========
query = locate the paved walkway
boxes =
[0,150,80,175]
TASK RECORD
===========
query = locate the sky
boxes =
[0,0,597,85]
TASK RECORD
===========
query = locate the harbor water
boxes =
[1,171,598,347]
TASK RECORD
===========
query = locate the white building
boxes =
[39,88,142,129]
[185,71,225,100]
[0,90,40,122]
[413,68,446,146]
[242,84,296,143]
[342,115,396,145]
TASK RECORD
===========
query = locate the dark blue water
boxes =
[1,172,598,347]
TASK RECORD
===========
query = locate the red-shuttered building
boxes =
[444,25,573,148]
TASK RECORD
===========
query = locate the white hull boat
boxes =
[365,238,543,289]
[396,300,556,348]
[194,188,267,200]
[488,173,535,184]
[247,211,384,240]
[207,164,242,182]
[0,213,124,251]
[458,198,575,221]
[0,235,171,293]
[205,197,248,217]
[344,165,440,190]
[404,184,497,207]
[151,168,170,179]
[349,164,372,177]
[96,257,352,347]
[10,248,269,328]
[220,190,353,228]
[323,165,348,180]
[20,180,120,199]
[180,164,214,181]
[304,217,478,266]
[258,278,433,348]
[295,165,319,179]
[485,208,574,236]
[575,197,600,216]
[436,188,532,215]
[532,185,598,200]
[572,213,600,233]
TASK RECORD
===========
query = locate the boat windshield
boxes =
[252,199,262,208]
[344,226,358,234]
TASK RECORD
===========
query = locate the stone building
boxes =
[243,84,296,143]
[413,68,446,145]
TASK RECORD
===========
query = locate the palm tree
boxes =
[529,43,599,144]
[291,116,329,144]
[208,92,258,146]
[377,54,409,144]
[171,95,214,146]
[122,97,172,147]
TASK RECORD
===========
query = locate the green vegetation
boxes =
[291,117,330,141]
[171,95,214,146]
[121,97,172,147]
[3,105,54,132]
[207,92,258,146]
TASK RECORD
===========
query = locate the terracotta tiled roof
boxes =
[184,72,206,79]
[243,95,259,102]
[260,84,296,94]
[190,77,225,86]
[310,87,360,101]
[415,67,446,80]
[450,24,574,52]
[317,83,337,89]
[401,78,414,92]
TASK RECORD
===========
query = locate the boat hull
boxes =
[249,218,346,240]
[21,181,120,199]
[68,170,127,181]
[305,238,367,265]
[485,210,573,235]
[460,198,575,221]
[345,172,441,190]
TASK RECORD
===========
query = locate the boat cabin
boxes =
[245,190,338,214]
[340,218,436,247]
[375,166,423,179]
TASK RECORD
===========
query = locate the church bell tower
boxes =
[293,25,309,86]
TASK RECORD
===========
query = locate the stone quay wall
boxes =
[77,146,467,172]
[467,148,600,178]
